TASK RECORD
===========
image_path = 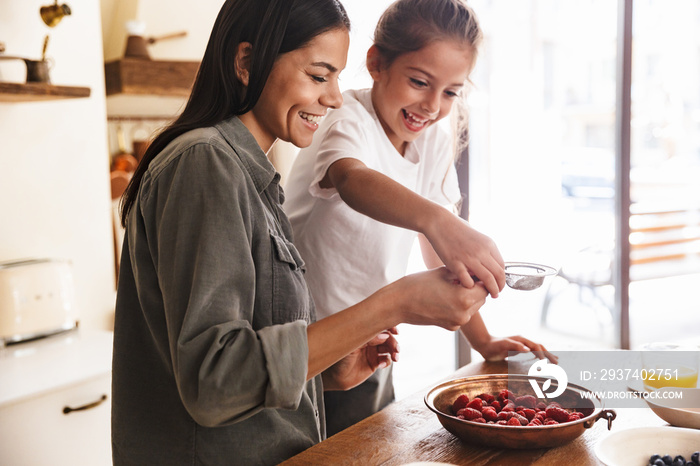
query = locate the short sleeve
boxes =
[308,118,370,199]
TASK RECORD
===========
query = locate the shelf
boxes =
[104,58,199,97]
[0,82,91,102]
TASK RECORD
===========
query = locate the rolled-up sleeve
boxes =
[136,142,309,427]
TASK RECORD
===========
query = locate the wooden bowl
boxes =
[424,374,616,449]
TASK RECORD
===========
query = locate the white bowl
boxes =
[645,387,700,429]
[595,426,700,466]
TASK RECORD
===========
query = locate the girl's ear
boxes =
[234,42,253,86]
[366,44,383,81]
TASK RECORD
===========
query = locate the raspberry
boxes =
[477,393,495,404]
[546,402,561,409]
[512,413,528,425]
[568,412,584,422]
[466,398,483,411]
[497,411,512,421]
[536,401,547,411]
[501,401,516,412]
[482,407,498,422]
[457,407,482,420]
[452,394,470,413]
[528,418,543,426]
[515,395,537,409]
[490,400,502,412]
[496,420,508,425]
[506,417,522,426]
[472,417,486,423]
[498,389,515,403]
[545,406,570,423]
[521,408,537,421]
[544,419,559,425]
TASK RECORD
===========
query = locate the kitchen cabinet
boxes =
[0,330,113,466]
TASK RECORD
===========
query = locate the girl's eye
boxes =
[445,90,459,98]
[312,75,327,83]
[409,78,428,88]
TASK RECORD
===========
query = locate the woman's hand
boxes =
[307,267,489,381]
[423,209,505,298]
[471,334,558,363]
[383,267,489,331]
[321,329,399,391]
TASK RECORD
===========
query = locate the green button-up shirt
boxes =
[112,116,323,465]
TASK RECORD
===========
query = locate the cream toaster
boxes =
[0,258,78,346]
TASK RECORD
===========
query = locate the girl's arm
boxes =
[322,157,505,297]
[417,235,557,363]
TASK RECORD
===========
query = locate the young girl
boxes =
[112,0,490,464]
[284,0,553,435]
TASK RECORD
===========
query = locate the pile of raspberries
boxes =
[451,389,585,426]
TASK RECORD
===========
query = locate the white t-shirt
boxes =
[284,88,461,319]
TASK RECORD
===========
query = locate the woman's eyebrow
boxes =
[311,61,339,73]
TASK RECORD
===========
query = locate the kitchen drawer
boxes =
[0,372,111,466]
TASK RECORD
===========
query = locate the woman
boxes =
[111,0,488,464]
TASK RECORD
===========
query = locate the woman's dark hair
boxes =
[120,0,350,226]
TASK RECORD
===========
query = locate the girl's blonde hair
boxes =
[373,0,483,208]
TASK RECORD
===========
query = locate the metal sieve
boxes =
[504,262,558,291]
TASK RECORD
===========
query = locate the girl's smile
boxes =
[368,39,474,155]
[402,109,432,132]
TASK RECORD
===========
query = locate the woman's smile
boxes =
[299,111,326,129]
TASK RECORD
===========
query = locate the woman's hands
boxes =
[307,267,488,381]
[322,329,399,391]
[423,208,505,298]
[380,267,489,331]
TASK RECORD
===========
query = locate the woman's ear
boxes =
[366,45,383,81]
[234,42,253,86]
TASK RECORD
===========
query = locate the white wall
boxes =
[0,0,115,331]
[0,0,394,333]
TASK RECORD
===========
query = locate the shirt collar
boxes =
[215,116,279,195]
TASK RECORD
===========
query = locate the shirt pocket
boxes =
[270,232,306,271]
[270,231,311,324]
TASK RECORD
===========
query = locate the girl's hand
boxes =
[322,329,399,391]
[472,334,558,363]
[424,210,505,298]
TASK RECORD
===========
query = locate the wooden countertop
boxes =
[282,359,665,465]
